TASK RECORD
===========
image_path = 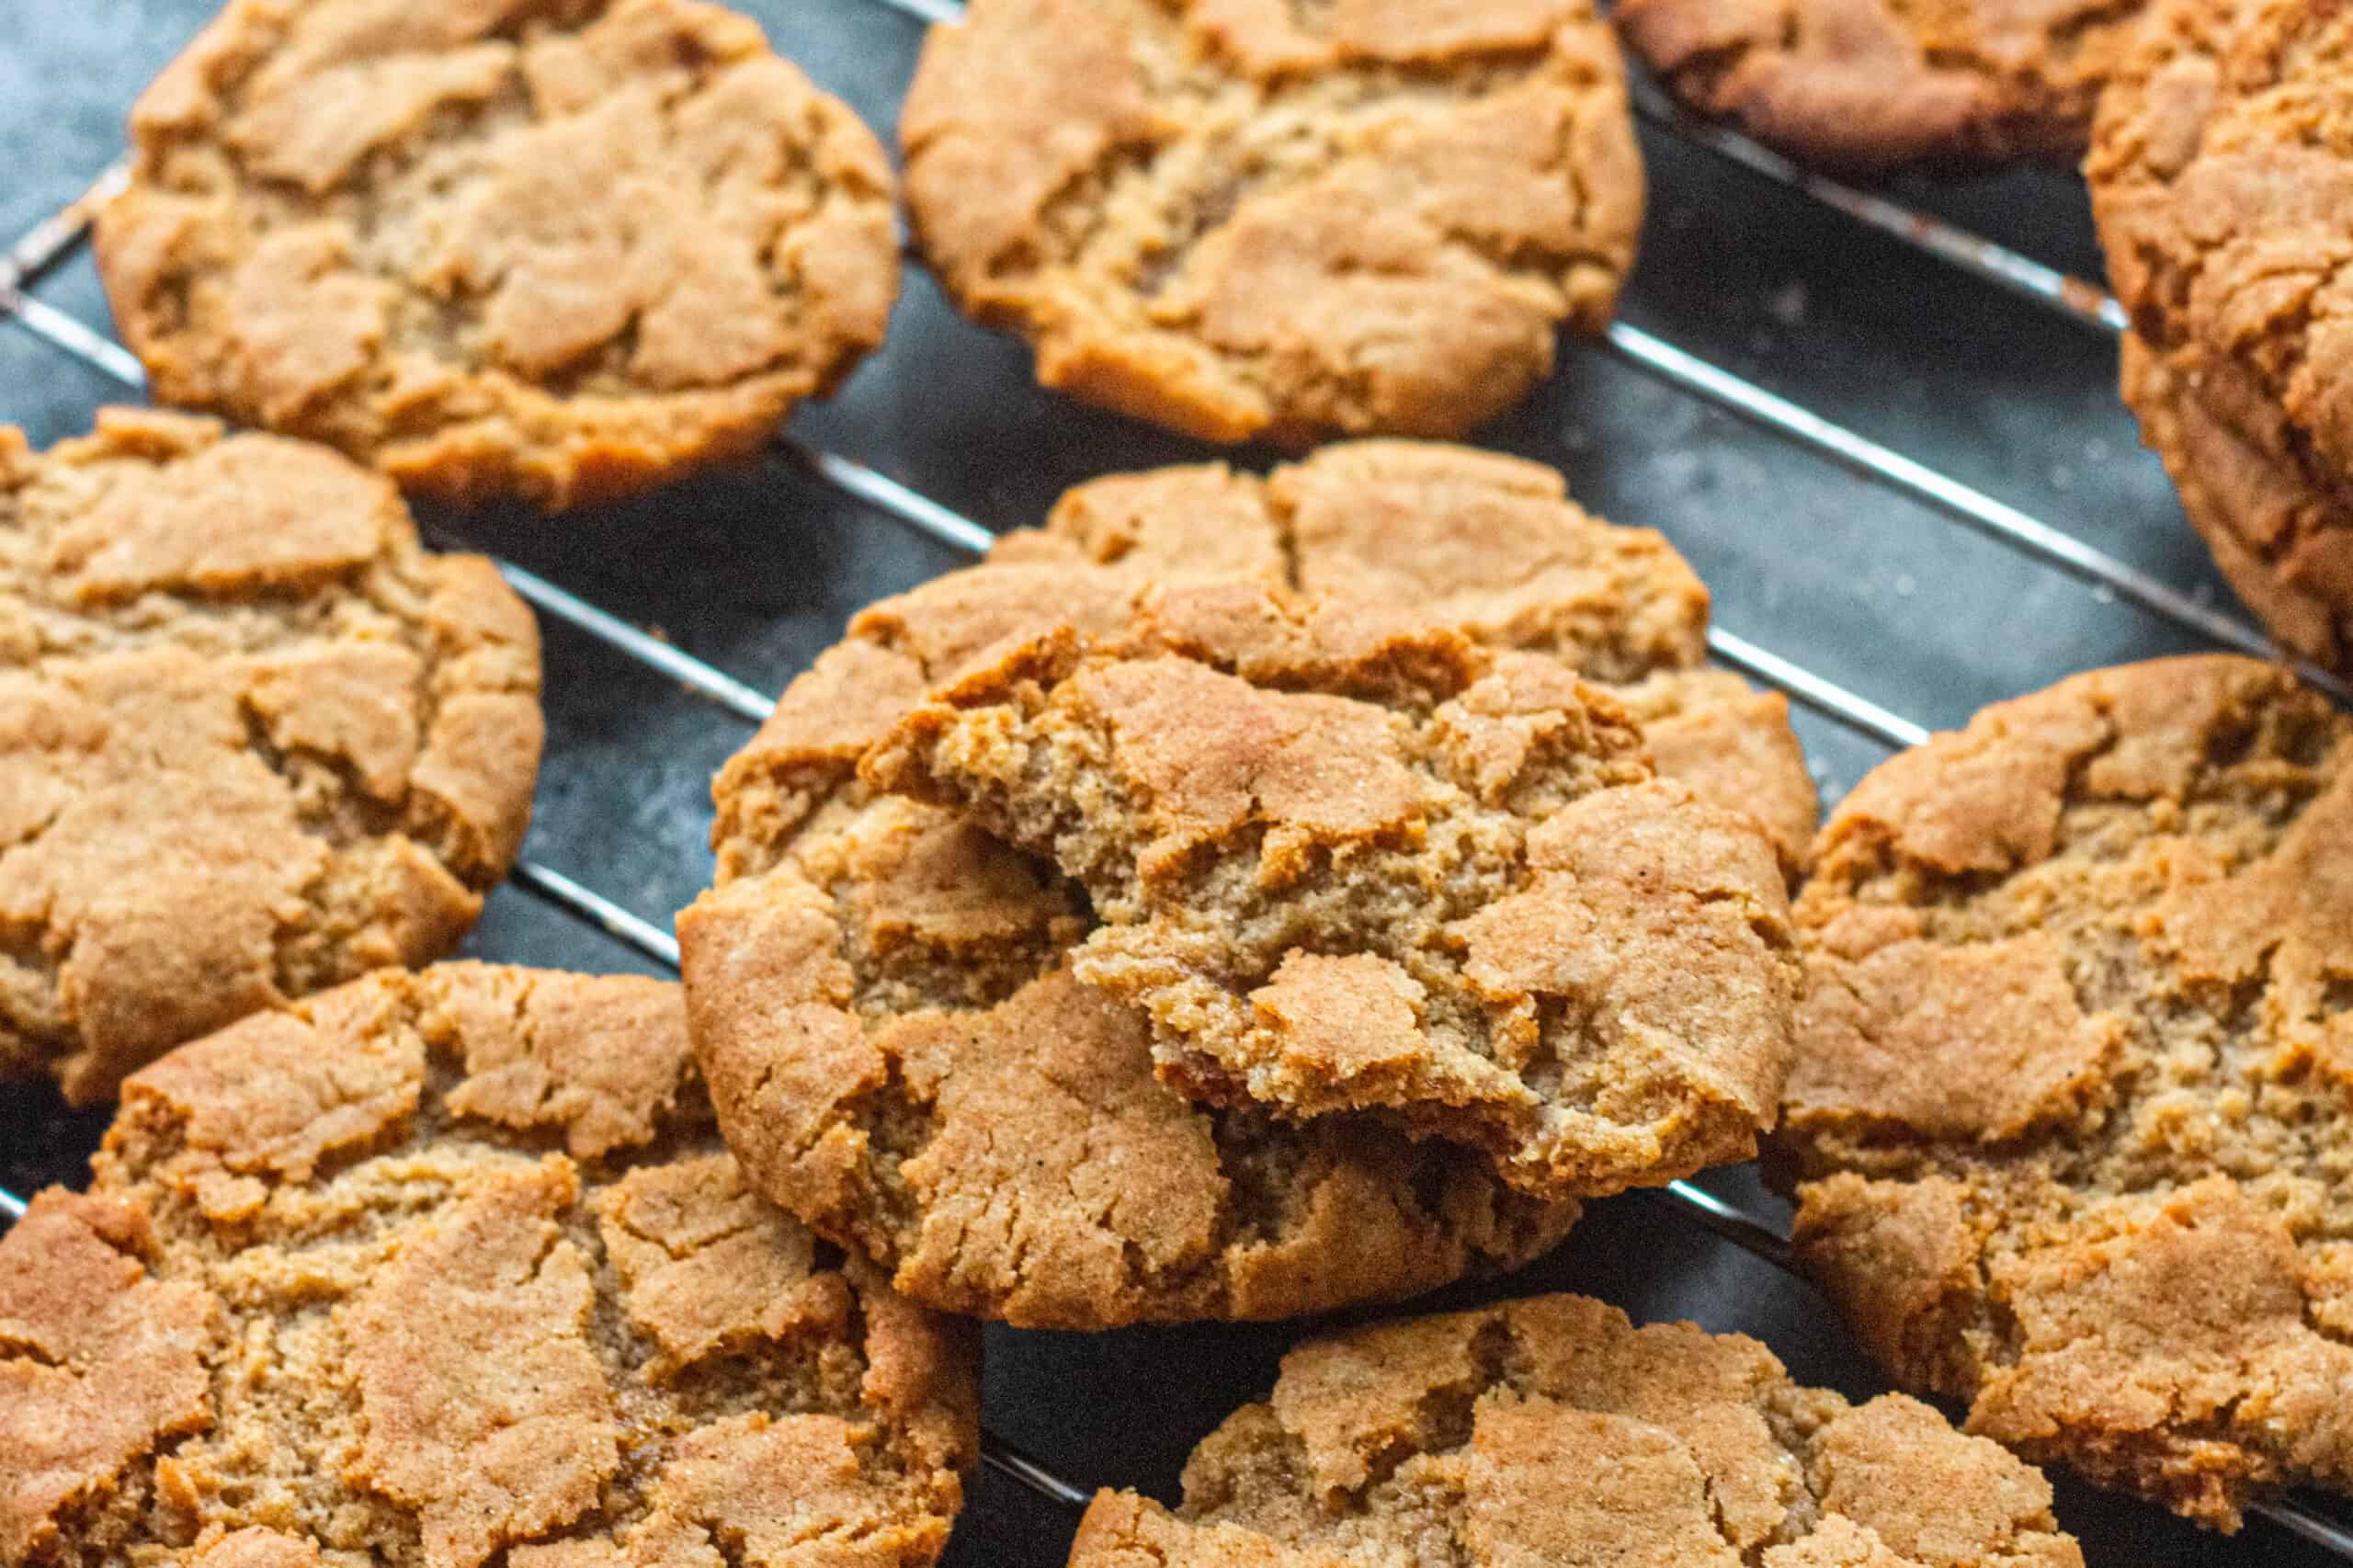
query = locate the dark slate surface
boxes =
[0,2,2338,1563]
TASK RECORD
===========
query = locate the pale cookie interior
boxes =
[864,585,1801,1201]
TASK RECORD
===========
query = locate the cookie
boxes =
[0,963,977,1568]
[987,440,1820,870]
[2120,334,2352,670]
[1775,655,2353,1528]
[1066,1292,2084,1568]
[684,567,1579,1330]
[899,0,1643,445]
[863,582,1802,1200]
[96,0,899,509]
[0,410,541,1107]
[2089,0,2353,669]
[1619,0,2146,174]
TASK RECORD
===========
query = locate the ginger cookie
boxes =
[96,0,899,509]
[0,964,977,1568]
[1776,655,2353,1528]
[2090,0,2353,670]
[987,440,1819,871]
[685,564,1579,1330]
[898,0,1643,445]
[1619,0,2146,174]
[1066,1292,2084,1568]
[862,582,1802,1202]
[0,410,541,1107]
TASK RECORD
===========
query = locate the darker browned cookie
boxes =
[2090,0,2353,670]
[1777,655,2353,1529]
[1065,1292,2084,1567]
[899,0,1643,445]
[96,0,900,509]
[683,564,1581,1330]
[0,964,977,1568]
[0,410,541,1107]
[1620,0,2146,174]
[863,584,1802,1202]
[988,440,1820,871]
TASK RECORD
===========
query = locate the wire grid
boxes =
[4,6,2353,1558]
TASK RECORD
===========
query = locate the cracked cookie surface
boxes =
[1776,655,2353,1528]
[1065,1292,2083,1568]
[0,410,540,1106]
[899,0,1642,445]
[1619,0,2145,174]
[0,964,977,1568]
[685,563,1580,1330]
[96,0,899,509]
[2091,0,2353,670]
[987,440,1819,871]
[863,583,1801,1202]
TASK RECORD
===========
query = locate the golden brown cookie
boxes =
[683,566,1580,1330]
[1066,1293,2084,1568]
[1776,655,2353,1528]
[0,964,977,1568]
[2090,0,2353,670]
[2120,335,2352,671]
[0,410,541,1107]
[1619,0,2145,174]
[864,582,1802,1201]
[987,440,1820,870]
[96,0,899,509]
[899,0,1643,445]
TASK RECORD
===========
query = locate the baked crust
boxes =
[1620,0,2145,175]
[1778,655,2353,1528]
[0,409,540,1105]
[0,965,977,1568]
[1065,1292,2082,1567]
[2091,0,2353,669]
[899,0,1642,445]
[96,0,900,509]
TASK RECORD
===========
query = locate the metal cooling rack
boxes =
[5,3,2353,1559]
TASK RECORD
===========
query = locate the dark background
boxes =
[0,2,2332,1562]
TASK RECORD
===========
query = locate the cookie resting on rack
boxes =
[2119,335,2353,673]
[1618,0,2148,174]
[988,438,1819,872]
[682,562,1580,1330]
[898,0,1643,445]
[96,0,899,509]
[2090,0,2353,671]
[0,964,977,1568]
[1066,1292,2085,1568]
[863,582,1802,1202]
[1776,656,2353,1528]
[0,410,541,1107]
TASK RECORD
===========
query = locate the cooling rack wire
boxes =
[6,1,2353,1553]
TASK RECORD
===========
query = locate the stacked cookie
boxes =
[680,440,1813,1327]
